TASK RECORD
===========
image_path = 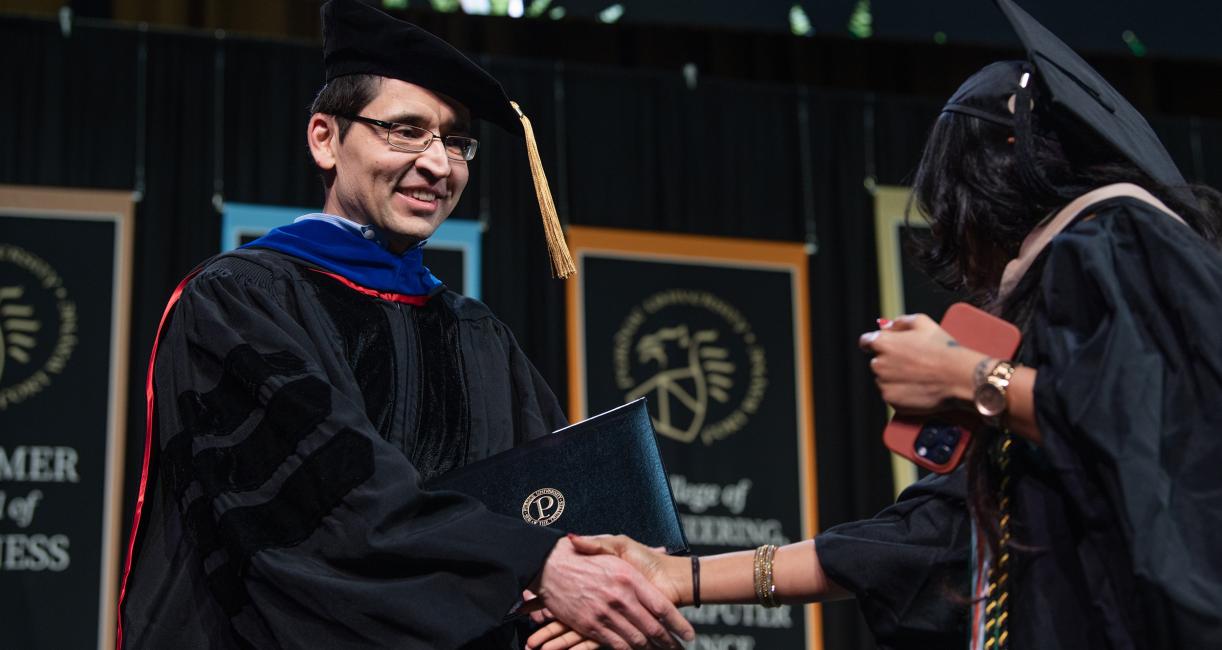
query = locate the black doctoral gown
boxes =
[816,197,1222,649]
[120,246,567,649]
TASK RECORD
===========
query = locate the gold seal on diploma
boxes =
[521,488,566,526]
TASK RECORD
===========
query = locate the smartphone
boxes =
[881,302,1022,474]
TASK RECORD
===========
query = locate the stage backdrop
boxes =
[222,202,483,298]
[0,185,134,650]
[873,185,961,495]
[566,226,821,649]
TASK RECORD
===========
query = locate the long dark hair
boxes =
[911,106,1222,308]
[907,96,1222,555]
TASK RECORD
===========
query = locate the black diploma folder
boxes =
[424,398,689,554]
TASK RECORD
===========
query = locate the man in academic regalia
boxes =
[115,1,693,648]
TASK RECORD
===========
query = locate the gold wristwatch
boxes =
[974,360,1016,426]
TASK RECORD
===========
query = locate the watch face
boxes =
[975,384,1006,417]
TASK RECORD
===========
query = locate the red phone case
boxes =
[881,302,1022,474]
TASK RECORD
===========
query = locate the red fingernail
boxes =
[877,318,891,328]
[566,533,578,540]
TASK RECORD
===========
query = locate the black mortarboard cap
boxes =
[320,0,575,277]
[945,0,1186,189]
[322,0,521,135]
[942,61,1027,129]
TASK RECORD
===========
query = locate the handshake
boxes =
[521,534,843,650]
[524,534,697,650]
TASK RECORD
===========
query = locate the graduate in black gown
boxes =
[836,2,1222,647]
[116,1,694,648]
[819,1,1222,647]
[527,2,1222,649]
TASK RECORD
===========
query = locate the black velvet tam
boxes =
[321,0,522,135]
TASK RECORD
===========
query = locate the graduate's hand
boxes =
[534,536,695,650]
[527,535,693,650]
[859,314,984,414]
[519,602,602,650]
[568,535,687,606]
[520,589,555,626]
[526,620,601,650]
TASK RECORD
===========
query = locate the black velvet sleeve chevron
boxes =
[121,256,563,650]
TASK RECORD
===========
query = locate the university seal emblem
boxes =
[613,289,767,445]
[0,245,77,410]
[521,488,566,526]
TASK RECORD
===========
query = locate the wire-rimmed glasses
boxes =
[342,114,479,161]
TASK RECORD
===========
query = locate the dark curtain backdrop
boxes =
[5,13,1222,649]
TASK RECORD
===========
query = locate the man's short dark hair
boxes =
[309,74,381,140]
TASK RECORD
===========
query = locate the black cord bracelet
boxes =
[691,555,701,608]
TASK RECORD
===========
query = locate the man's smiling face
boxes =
[312,77,471,253]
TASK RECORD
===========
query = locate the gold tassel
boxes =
[512,101,576,279]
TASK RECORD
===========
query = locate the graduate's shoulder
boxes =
[1046,195,1222,274]
[1063,194,1211,247]
[1041,194,1222,312]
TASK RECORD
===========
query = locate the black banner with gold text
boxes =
[567,227,820,649]
[0,186,133,650]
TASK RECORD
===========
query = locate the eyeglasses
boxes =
[341,114,479,162]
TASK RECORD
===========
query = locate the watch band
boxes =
[974,360,1016,425]
[974,356,1000,391]
[989,361,1016,385]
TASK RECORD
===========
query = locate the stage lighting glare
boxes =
[789,5,814,37]
[429,0,461,13]
[599,4,624,23]
[934,31,948,44]
[848,0,872,39]
[461,0,492,15]
[1122,30,1148,57]
[383,0,408,9]
[526,0,552,18]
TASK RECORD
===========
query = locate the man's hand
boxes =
[527,535,693,650]
[532,535,695,649]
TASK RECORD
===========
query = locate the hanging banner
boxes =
[221,202,482,298]
[566,226,821,649]
[873,185,961,495]
[0,185,135,650]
